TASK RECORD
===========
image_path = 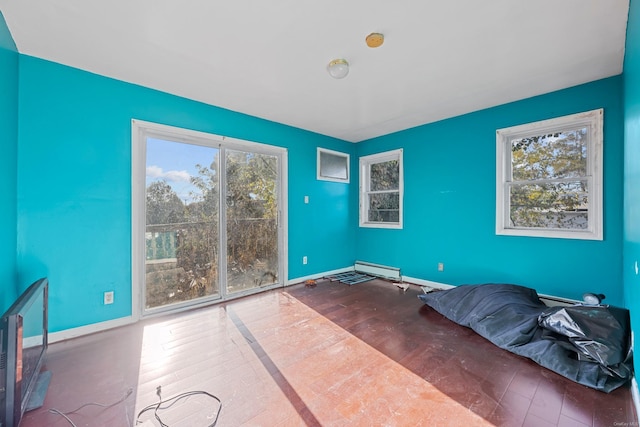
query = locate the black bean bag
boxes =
[418,283,633,392]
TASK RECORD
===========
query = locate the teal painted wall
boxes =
[16,56,355,332]
[356,77,625,305]
[0,12,18,311]
[623,0,640,377]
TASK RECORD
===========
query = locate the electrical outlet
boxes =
[437,262,444,272]
[304,195,309,204]
[104,291,114,305]
[303,256,308,265]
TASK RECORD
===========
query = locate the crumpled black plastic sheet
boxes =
[418,284,633,392]
[538,305,633,380]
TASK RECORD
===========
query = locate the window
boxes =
[317,148,349,183]
[359,149,403,229]
[496,109,603,240]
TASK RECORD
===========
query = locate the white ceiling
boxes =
[0,1,630,142]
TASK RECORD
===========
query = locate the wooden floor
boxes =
[21,279,637,426]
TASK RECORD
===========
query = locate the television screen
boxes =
[0,278,48,427]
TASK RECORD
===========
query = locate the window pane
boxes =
[509,181,588,230]
[368,192,399,222]
[319,150,348,180]
[226,150,279,294]
[370,160,399,191]
[511,128,587,181]
[145,138,220,309]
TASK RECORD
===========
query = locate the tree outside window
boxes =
[359,149,403,229]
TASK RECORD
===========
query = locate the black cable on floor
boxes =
[135,386,222,427]
[48,387,133,427]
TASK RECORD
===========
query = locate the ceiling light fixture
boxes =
[327,59,349,79]
[365,32,384,48]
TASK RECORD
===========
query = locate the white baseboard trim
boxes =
[632,377,640,424]
[48,316,134,344]
[286,266,353,286]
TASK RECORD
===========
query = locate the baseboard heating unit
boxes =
[354,261,401,281]
[326,261,401,285]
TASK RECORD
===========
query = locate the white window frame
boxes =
[359,149,403,229]
[496,109,603,240]
[317,147,350,183]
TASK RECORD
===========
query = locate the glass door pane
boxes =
[144,138,220,311]
[225,149,279,294]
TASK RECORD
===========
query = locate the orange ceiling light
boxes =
[365,33,384,48]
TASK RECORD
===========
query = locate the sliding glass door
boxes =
[133,121,286,315]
